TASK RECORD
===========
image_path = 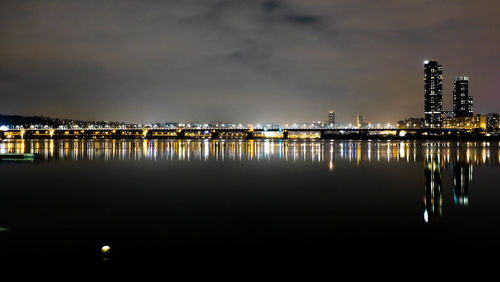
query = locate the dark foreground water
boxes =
[0,139,499,268]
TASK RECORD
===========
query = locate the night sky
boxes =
[1,0,499,124]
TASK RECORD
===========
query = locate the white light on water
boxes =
[101,245,111,253]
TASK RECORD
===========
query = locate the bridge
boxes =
[0,127,488,140]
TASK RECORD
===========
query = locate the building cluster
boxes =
[398,60,499,132]
[324,109,395,130]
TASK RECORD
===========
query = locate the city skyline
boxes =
[1,57,496,128]
[0,57,496,127]
[1,0,500,124]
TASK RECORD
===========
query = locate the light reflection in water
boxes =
[424,155,443,223]
[1,140,499,166]
[2,139,498,224]
[422,143,486,223]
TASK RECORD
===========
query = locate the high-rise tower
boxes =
[327,109,335,126]
[424,60,443,128]
[453,76,473,117]
[356,114,363,128]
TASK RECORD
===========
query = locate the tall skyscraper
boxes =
[356,114,363,128]
[424,60,443,128]
[327,109,335,125]
[453,76,473,117]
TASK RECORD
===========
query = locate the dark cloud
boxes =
[285,14,320,24]
[262,0,283,11]
[0,0,499,124]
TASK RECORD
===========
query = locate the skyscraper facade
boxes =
[467,96,474,116]
[424,60,443,128]
[327,109,335,125]
[356,114,363,128]
[453,76,473,117]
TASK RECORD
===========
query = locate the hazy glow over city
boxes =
[1,0,499,124]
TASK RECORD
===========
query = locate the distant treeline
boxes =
[0,114,123,127]
[0,114,60,126]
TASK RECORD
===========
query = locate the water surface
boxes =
[0,139,499,266]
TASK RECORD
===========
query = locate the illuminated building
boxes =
[424,60,443,128]
[356,114,363,128]
[486,113,500,132]
[453,76,473,117]
[356,114,369,128]
[467,96,474,116]
[397,117,424,129]
[443,111,454,119]
[442,115,486,130]
[327,109,335,126]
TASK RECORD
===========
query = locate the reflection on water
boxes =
[1,139,499,166]
[424,156,443,223]
[1,139,499,225]
[453,159,472,206]
[424,149,478,223]
[1,139,500,263]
